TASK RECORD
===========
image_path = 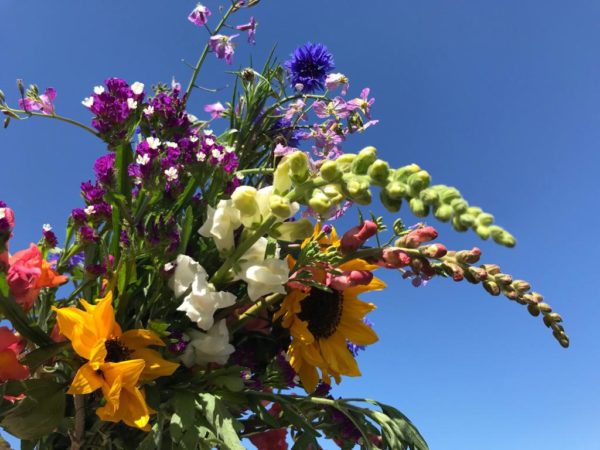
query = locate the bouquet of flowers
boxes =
[0,2,569,449]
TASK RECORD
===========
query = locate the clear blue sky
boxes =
[1,1,599,449]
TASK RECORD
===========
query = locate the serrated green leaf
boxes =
[196,393,244,450]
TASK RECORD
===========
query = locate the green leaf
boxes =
[0,292,53,347]
[170,391,199,450]
[196,393,244,450]
[178,206,194,254]
[0,379,65,440]
[0,273,9,298]
[21,342,69,371]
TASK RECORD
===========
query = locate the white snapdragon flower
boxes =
[169,255,236,331]
[198,200,241,251]
[179,321,235,367]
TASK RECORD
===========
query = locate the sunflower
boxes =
[275,226,385,393]
[52,292,179,430]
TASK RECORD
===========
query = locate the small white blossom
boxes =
[146,137,161,149]
[203,129,214,136]
[196,152,207,162]
[143,105,154,116]
[164,167,179,182]
[164,262,175,272]
[0,209,5,220]
[211,149,223,160]
[82,97,94,108]
[179,321,235,367]
[93,86,105,95]
[189,135,199,143]
[204,137,215,146]
[165,141,178,148]
[131,81,145,95]
[127,98,138,110]
[187,114,199,123]
[42,224,52,232]
[238,259,289,301]
[84,205,96,216]
[136,153,151,166]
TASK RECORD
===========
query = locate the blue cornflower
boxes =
[284,43,335,93]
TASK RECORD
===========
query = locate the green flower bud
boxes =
[352,189,372,205]
[273,157,293,194]
[451,198,468,214]
[476,212,494,226]
[380,190,402,212]
[0,89,5,104]
[419,188,439,205]
[458,213,476,227]
[483,280,501,296]
[392,218,406,235]
[385,181,408,200]
[335,154,357,173]
[288,151,310,184]
[467,206,483,216]
[231,186,259,217]
[323,184,344,203]
[409,198,429,217]
[497,231,516,248]
[407,170,431,194]
[475,225,490,240]
[367,159,390,186]
[351,146,378,174]
[343,173,371,197]
[527,303,541,317]
[451,216,469,232]
[393,164,421,182]
[433,204,453,222]
[440,187,462,204]
[269,195,294,219]
[481,264,501,275]
[537,302,552,313]
[271,218,314,242]
[320,160,342,182]
[495,273,513,285]
[308,189,332,215]
[511,280,531,293]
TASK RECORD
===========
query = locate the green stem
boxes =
[6,108,99,138]
[184,3,238,105]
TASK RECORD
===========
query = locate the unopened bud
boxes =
[481,264,501,275]
[288,151,309,183]
[396,226,438,248]
[340,220,378,254]
[511,280,531,293]
[380,190,402,212]
[385,181,408,200]
[466,266,487,283]
[322,184,343,203]
[440,187,462,204]
[271,219,314,242]
[393,164,420,182]
[467,206,483,216]
[451,216,469,232]
[527,303,540,317]
[476,212,494,226]
[231,186,259,217]
[320,160,341,182]
[407,170,431,194]
[419,243,447,258]
[503,288,519,300]
[458,213,476,228]
[334,153,356,173]
[330,270,374,290]
[367,159,390,185]
[537,302,552,313]
[442,262,464,281]
[455,247,481,264]
[475,225,490,240]
[351,146,378,174]
[434,204,453,222]
[451,198,468,213]
[494,273,513,285]
[0,89,5,104]
[16,79,25,97]
[419,188,439,205]
[483,280,501,296]
[409,198,428,217]
[308,190,332,215]
[381,248,411,268]
[273,157,293,194]
[269,195,295,219]
[392,218,405,235]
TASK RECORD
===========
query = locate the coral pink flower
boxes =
[7,244,68,311]
[0,327,29,382]
[340,220,378,254]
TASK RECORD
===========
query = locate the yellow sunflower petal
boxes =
[290,320,314,345]
[116,387,152,431]
[131,348,179,380]
[102,360,145,388]
[91,293,116,340]
[67,363,103,395]
[338,319,379,346]
[343,296,377,318]
[88,339,108,371]
[319,336,360,377]
[345,277,387,297]
[121,329,165,349]
[52,306,97,360]
[98,374,123,417]
[339,258,379,272]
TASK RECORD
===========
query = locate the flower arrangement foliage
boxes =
[0,2,569,449]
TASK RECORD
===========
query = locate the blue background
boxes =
[1,1,599,449]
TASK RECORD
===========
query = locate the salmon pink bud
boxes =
[419,243,447,258]
[330,270,373,290]
[340,220,378,254]
[396,226,438,248]
[455,247,481,264]
[381,248,411,268]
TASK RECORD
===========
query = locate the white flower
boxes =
[143,105,154,116]
[131,81,145,95]
[84,205,96,216]
[189,135,199,143]
[196,152,207,162]
[187,113,199,123]
[136,153,151,165]
[179,321,235,367]
[165,141,178,148]
[203,129,213,136]
[238,258,289,301]
[42,224,53,232]
[198,200,241,251]
[93,85,105,95]
[169,255,236,331]
[82,97,94,108]
[146,137,161,149]
[127,98,138,110]
[164,167,179,182]
[205,137,215,146]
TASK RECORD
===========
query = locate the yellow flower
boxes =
[275,226,385,393]
[52,292,179,430]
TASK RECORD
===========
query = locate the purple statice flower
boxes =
[80,181,105,204]
[0,201,6,208]
[85,263,107,276]
[325,73,349,96]
[224,177,241,195]
[19,88,56,115]
[348,87,375,119]
[79,225,99,244]
[284,43,335,93]
[188,3,211,26]
[321,224,333,234]
[313,382,332,398]
[209,34,239,65]
[312,97,353,119]
[42,224,58,249]
[93,153,116,185]
[236,16,257,44]
[71,208,87,224]
[148,89,191,132]
[204,102,226,119]
[120,230,130,247]
[67,252,85,269]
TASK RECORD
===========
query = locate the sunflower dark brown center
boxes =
[297,288,344,340]
[105,338,132,363]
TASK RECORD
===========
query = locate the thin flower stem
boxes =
[70,394,86,450]
[231,292,283,331]
[184,3,238,105]
[235,167,274,176]
[7,108,99,138]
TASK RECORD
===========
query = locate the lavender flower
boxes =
[19,87,56,115]
[204,102,226,119]
[209,34,239,65]
[188,4,211,26]
[349,87,375,119]
[325,73,349,95]
[284,43,335,93]
[236,16,257,44]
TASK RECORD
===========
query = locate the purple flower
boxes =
[19,88,56,115]
[209,34,239,65]
[188,4,211,26]
[85,263,107,276]
[284,43,335,93]
[283,99,307,121]
[273,143,299,157]
[349,88,375,119]
[93,153,116,185]
[71,208,87,223]
[204,102,226,119]
[312,97,353,119]
[42,224,58,249]
[235,16,257,44]
[325,73,349,96]
[311,121,344,157]
[79,226,99,244]
[80,181,105,204]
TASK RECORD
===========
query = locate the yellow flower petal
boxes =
[121,329,165,349]
[67,363,103,395]
[338,319,379,346]
[88,339,108,371]
[52,306,97,360]
[130,348,179,380]
[90,293,116,340]
[102,360,145,388]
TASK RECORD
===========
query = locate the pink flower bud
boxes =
[419,243,447,258]
[340,220,378,254]
[380,248,411,268]
[397,226,438,248]
[329,270,373,290]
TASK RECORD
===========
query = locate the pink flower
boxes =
[397,226,438,248]
[329,270,373,290]
[188,4,212,26]
[378,248,412,268]
[209,34,239,65]
[7,244,68,311]
[0,327,29,382]
[204,102,226,119]
[340,220,378,254]
[349,87,375,119]
[273,143,299,157]
[313,97,353,119]
[18,88,56,115]
[236,16,257,44]
[283,99,306,121]
[325,73,349,96]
